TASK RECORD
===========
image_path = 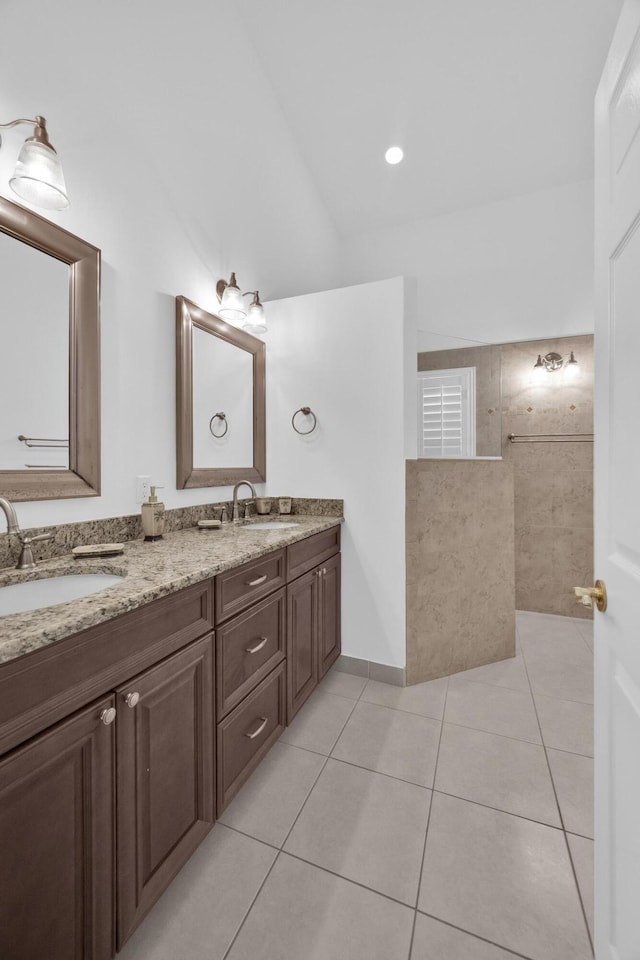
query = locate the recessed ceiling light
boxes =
[385,146,404,165]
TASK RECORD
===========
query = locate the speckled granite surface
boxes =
[0,515,342,665]
[0,497,344,569]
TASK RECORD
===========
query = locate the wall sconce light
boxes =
[0,115,69,210]
[216,273,267,334]
[533,351,578,375]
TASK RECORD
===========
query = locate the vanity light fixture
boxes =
[216,273,267,334]
[533,351,578,374]
[0,115,69,210]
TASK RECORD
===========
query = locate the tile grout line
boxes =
[520,634,567,831]
[408,676,449,960]
[429,788,563,832]
[220,848,282,960]
[219,822,281,852]
[354,695,446,723]
[520,623,595,958]
[221,687,359,960]
[217,824,548,959]
[327,752,435,790]
[226,747,580,843]
[278,689,359,850]
[443,715,591,757]
[275,849,418,912]
[417,910,536,960]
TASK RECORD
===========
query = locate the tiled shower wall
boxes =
[501,335,593,619]
[417,334,593,620]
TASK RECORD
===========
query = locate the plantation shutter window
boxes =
[417,367,476,458]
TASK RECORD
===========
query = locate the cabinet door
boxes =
[287,567,319,721]
[116,635,214,947]
[318,553,341,679]
[0,697,115,960]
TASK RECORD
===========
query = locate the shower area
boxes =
[406,332,594,684]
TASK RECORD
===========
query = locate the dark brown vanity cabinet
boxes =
[0,696,116,960]
[115,635,215,946]
[0,525,341,958]
[0,580,214,960]
[287,530,341,721]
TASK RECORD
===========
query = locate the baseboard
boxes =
[334,655,406,687]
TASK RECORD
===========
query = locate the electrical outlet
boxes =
[136,475,151,504]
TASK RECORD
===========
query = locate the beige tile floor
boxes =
[119,611,594,960]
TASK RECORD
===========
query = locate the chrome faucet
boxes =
[0,497,20,536]
[0,496,53,570]
[232,481,257,522]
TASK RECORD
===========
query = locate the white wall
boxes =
[341,180,594,346]
[0,234,69,470]
[265,277,410,668]
[0,0,339,527]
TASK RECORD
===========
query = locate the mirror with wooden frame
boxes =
[176,296,266,488]
[0,197,100,501]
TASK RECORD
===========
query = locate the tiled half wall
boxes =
[406,458,516,685]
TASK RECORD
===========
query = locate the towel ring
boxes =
[209,412,228,438]
[292,407,317,435]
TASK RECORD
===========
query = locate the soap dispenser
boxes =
[142,486,165,541]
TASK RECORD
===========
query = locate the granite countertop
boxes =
[0,515,342,666]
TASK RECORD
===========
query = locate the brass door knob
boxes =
[574,580,607,612]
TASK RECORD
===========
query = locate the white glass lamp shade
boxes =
[243,300,267,335]
[566,352,579,377]
[9,140,69,211]
[218,282,247,323]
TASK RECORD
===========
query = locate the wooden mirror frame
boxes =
[0,197,101,501]
[176,295,266,488]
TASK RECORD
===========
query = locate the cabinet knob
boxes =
[125,692,140,708]
[100,707,117,725]
[322,567,327,575]
[316,570,322,578]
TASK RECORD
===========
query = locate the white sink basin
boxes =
[244,521,300,530]
[0,574,125,616]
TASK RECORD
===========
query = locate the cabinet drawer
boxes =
[286,526,340,581]
[0,579,213,756]
[216,589,286,720]
[215,550,285,624]
[217,662,285,812]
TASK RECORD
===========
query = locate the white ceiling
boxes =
[237,0,623,236]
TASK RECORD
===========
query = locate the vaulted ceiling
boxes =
[237,0,623,236]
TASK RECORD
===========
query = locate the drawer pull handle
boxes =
[100,707,117,726]
[246,574,268,587]
[246,636,269,654]
[245,716,268,740]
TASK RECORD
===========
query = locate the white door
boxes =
[594,3,640,956]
